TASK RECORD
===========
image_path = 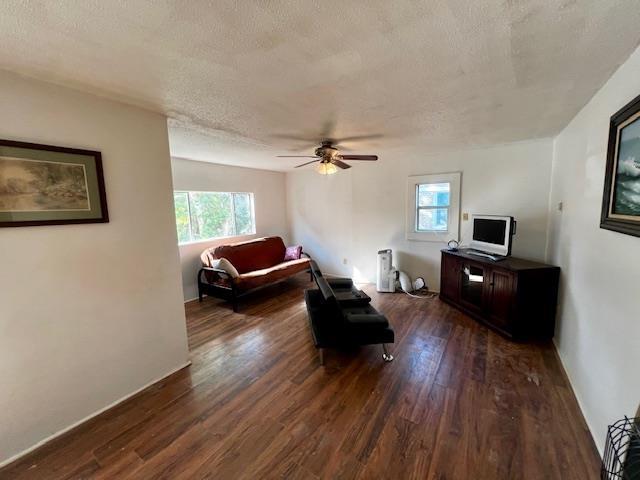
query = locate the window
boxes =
[416,183,450,232]
[173,191,255,244]
[406,172,461,242]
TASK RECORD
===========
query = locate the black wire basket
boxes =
[602,416,640,479]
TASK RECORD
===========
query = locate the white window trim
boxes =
[406,172,461,242]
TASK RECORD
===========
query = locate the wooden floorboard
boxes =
[1,274,601,479]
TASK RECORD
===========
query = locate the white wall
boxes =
[0,71,189,465]
[547,46,640,454]
[286,139,553,290]
[171,158,289,301]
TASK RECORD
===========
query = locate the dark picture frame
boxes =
[600,93,640,237]
[0,140,108,227]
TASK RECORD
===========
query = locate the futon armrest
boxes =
[201,266,230,276]
[198,267,231,283]
[344,313,389,328]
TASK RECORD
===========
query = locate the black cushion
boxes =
[315,275,336,302]
[344,313,389,328]
[312,268,371,308]
[326,277,353,289]
[334,291,371,308]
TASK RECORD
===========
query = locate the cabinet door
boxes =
[486,269,515,331]
[440,255,460,300]
[459,261,487,313]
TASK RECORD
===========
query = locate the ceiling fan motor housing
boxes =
[315,145,338,159]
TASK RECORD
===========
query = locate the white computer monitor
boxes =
[469,215,516,256]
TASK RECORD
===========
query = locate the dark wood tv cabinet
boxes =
[439,249,560,340]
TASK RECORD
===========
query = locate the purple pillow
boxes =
[284,245,303,261]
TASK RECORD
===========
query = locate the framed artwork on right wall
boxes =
[601,93,640,237]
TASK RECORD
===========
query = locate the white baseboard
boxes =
[552,338,602,457]
[0,360,192,468]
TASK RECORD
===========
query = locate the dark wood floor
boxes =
[1,274,600,479]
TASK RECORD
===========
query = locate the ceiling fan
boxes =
[276,138,379,175]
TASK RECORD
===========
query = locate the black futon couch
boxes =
[305,260,394,365]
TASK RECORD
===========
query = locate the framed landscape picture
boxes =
[601,94,640,237]
[0,140,108,227]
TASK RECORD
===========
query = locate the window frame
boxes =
[406,172,461,242]
[174,190,256,245]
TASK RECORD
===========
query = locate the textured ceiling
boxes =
[2,1,640,170]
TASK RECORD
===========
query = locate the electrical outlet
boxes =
[343,258,348,265]
[463,212,469,221]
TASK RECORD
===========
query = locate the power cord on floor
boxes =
[398,276,437,299]
[400,288,438,299]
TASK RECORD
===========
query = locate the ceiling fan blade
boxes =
[332,144,353,152]
[339,154,378,161]
[272,133,318,142]
[289,143,319,152]
[319,118,337,140]
[294,159,321,168]
[334,134,383,143]
[276,155,319,158]
[331,159,352,170]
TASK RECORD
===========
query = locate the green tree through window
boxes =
[174,192,191,243]
[233,193,253,235]
[173,191,255,244]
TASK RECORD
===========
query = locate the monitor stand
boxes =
[466,249,506,262]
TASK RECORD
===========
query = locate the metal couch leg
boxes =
[318,348,325,366]
[382,344,394,362]
[231,289,239,312]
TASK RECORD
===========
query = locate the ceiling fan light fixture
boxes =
[280,138,378,173]
[316,162,338,175]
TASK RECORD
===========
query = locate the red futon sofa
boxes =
[198,236,311,311]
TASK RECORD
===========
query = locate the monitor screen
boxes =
[473,218,507,245]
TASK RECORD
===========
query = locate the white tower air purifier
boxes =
[376,249,396,292]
